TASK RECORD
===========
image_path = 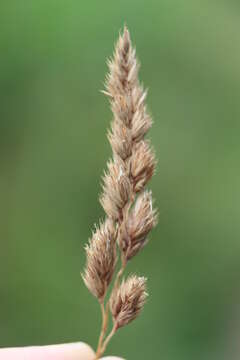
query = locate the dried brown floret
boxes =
[100,160,132,220]
[131,107,153,142]
[119,191,158,260]
[108,120,132,160]
[131,140,156,192]
[82,218,117,300]
[110,275,148,329]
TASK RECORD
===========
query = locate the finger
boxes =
[101,357,125,360]
[0,342,95,360]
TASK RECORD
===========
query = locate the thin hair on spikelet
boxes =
[82,26,158,359]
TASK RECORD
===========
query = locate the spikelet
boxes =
[119,191,158,260]
[100,160,132,221]
[82,219,117,301]
[110,275,148,329]
[131,140,156,192]
[108,120,132,160]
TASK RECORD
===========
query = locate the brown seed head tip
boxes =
[110,275,148,329]
[82,218,117,300]
[106,26,139,102]
[119,191,158,260]
[122,25,130,52]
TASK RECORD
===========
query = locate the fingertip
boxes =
[58,342,95,359]
[74,342,95,356]
[0,342,96,360]
[101,357,125,360]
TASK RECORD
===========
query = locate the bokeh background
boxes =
[1,1,240,359]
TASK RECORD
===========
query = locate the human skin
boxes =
[0,342,124,360]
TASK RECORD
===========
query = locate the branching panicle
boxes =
[82,26,158,359]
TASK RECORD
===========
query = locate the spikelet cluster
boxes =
[120,191,157,260]
[82,26,158,357]
[110,275,148,329]
[101,26,157,263]
[82,219,117,300]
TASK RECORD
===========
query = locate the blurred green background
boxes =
[1,1,240,359]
